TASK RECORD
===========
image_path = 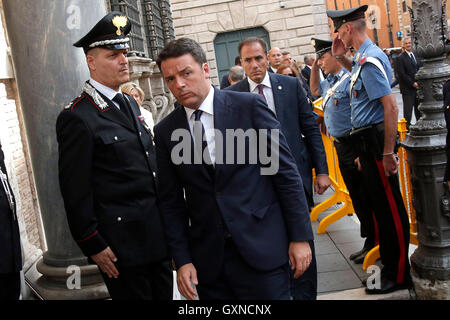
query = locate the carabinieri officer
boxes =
[326,5,412,294]
[56,11,172,300]
[309,38,376,266]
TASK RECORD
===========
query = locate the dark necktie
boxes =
[256,84,267,102]
[193,109,214,176]
[113,93,133,124]
[410,52,417,65]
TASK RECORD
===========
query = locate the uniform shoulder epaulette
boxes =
[64,94,85,110]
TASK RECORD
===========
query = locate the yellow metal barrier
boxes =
[311,98,418,270]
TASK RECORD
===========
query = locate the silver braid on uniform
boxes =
[89,37,130,48]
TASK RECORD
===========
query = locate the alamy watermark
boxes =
[170,126,280,176]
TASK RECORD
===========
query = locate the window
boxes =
[109,0,175,59]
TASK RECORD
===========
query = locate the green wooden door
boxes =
[214,27,270,83]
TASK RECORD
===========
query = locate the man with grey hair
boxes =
[396,37,422,129]
[301,54,315,86]
[228,65,245,86]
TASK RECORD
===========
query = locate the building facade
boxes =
[171,0,331,86]
[325,0,450,49]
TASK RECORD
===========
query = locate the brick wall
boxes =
[171,0,330,85]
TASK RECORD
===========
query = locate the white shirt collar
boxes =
[270,66,278,73]
[184,85,215,120]
[89,78,122,101]
[248,72,272,93]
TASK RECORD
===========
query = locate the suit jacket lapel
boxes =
[213,88,233,184]
[268,74,284,124]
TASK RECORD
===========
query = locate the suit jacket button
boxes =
[146,151,149,156]
[139,132,142,136]
[153,172,156,177]
[114,136,118,141]
[117,217,122,222]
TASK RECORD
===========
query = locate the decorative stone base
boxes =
[412,269,450,300]
[25,257,109,300]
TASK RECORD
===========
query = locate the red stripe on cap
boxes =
[77,230,99,243]
[375,158,406,284]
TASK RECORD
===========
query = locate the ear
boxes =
[203,62,210,79]
[86,54,96,72]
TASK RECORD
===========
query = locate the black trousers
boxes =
[0,272,20,300]
[196,239,290,300]
[101,259,173,300]
[402,92,420,129]
[334,138,376,248]
[356,132,411,284]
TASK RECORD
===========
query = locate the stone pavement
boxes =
[312,188,416,300]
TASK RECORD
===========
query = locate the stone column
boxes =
[2,0,109,299]
[402,0,450,299]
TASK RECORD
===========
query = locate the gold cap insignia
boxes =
[112,16,128,36]
[311,39,316,47]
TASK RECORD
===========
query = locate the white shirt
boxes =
[270,66,278,73]
[184,86,216,165]
[89,78,122,110]
[406,50,416,63]
[247,72,276,116]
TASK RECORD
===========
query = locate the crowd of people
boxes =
[1,4,433,300]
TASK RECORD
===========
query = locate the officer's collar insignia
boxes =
[355,52,361,62]
[138,115,145,123]
[83,82,109,111]
[360,56,367,64]
[112,16,128,36]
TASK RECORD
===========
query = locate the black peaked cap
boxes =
[73,11,131,53]
[311,38,333,58]
[326,5,368,32]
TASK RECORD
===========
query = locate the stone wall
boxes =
[171,0,330,85]
[0,3,44,273]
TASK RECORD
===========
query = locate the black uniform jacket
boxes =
[0,143,22,274]
[56,81,167,268]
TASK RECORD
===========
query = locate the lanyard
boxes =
[0,167,16,219]
[323,73,350,110]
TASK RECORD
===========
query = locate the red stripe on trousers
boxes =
[372,211,379,246]
[375,159,406,284]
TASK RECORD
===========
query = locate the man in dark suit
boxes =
[301,55,315,86]
[396,37,422,129]
[227,38,330,212]
[0,141,22,300]
[220,56,241,89]
[226,37,330,300]
[155,37,314,300]
[56,12,172,300]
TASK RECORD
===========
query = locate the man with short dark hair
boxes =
[227,37,331,300]
[56,12,172,300]
[154,37,314,300]
[328,5,411,294]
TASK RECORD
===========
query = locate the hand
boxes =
[413,82,419,89]
[91,247,119,279]
[314,174,331,194]
[383,153,399,176]
[289,241,312,279]
[332,36,348,57]
[354,157,362,171]
[177,263,198,300]
[312,57,319,70]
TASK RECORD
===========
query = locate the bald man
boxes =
[268,47,282,73]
